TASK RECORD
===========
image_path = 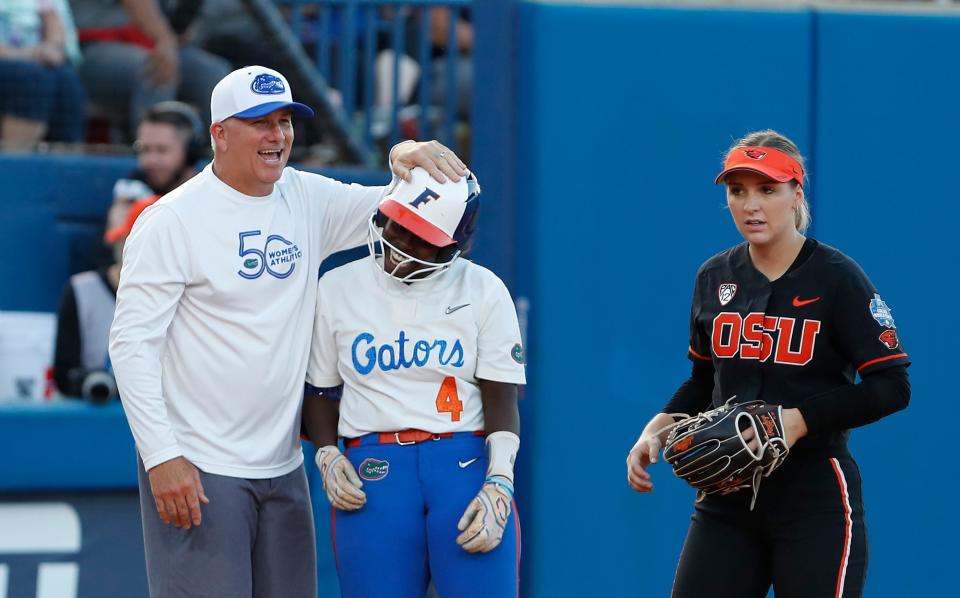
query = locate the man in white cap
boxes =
[109,65,467,597]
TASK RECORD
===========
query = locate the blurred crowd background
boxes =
[3,0,957,165]
[1,0,475,167]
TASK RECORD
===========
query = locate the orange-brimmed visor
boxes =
[715,146,804,188]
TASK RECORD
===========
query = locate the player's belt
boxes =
[345,429,485,448]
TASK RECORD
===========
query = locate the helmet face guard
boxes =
[366,214,461,282]
[367,168,481,283]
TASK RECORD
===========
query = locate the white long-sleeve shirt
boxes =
[109,164,391,477]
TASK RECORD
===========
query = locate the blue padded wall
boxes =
[0,155,134,312]
[813,11,960,595]
[516,4,814,596]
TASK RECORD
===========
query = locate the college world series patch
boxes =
[869,293,896,328]
[358,458,389,481]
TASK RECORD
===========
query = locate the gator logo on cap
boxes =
[358,458,389,481]
[251,73,286,95]
[744,149,766,160]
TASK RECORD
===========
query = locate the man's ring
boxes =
[438,151,447,159]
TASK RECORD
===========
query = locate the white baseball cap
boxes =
[210,66,315,123]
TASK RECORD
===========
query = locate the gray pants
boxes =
[137,459,317,598]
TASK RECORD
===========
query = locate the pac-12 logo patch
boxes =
[869,293,896,328]
[718,283,737,306]
[358,458,389,481]
[879,330,900,350]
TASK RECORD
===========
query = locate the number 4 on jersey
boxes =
[435,376,463,422]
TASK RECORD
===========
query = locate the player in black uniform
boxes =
[626,129,910,597]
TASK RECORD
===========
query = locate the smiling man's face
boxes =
[213,108,294,196]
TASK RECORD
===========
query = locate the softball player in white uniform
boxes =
[303,168,526,598]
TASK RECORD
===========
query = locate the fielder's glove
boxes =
[456,475,514,553]
[663,399,789,509]
[315,445,367,511]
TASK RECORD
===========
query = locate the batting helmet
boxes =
[368,167,481,281]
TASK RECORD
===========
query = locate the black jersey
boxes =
[686,239,910,451]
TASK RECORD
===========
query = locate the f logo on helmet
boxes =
[409,188,440,209]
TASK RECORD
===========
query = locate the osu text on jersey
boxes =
[712,311,821,366]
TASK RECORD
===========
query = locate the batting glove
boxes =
[456,475,513,553]
[315,445,366,511]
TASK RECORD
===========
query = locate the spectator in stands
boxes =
[70,0,230,139]
[130,100,205,194]
[53,100,201,400]
[100,100,204,266]
[53,196,154,401]
[0,0,86,148]
[426,7,473,121]
[191,0,273,70]
[372,7,472,146]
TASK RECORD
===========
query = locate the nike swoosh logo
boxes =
[458,458,479,469]
[445,303,470,315]
[792,296,821,307]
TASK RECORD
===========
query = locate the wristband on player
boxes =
[484,475,515,498]
[485,430,520,482]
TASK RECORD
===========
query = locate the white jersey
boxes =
[306,257,526,438]
[109,164,392,478]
